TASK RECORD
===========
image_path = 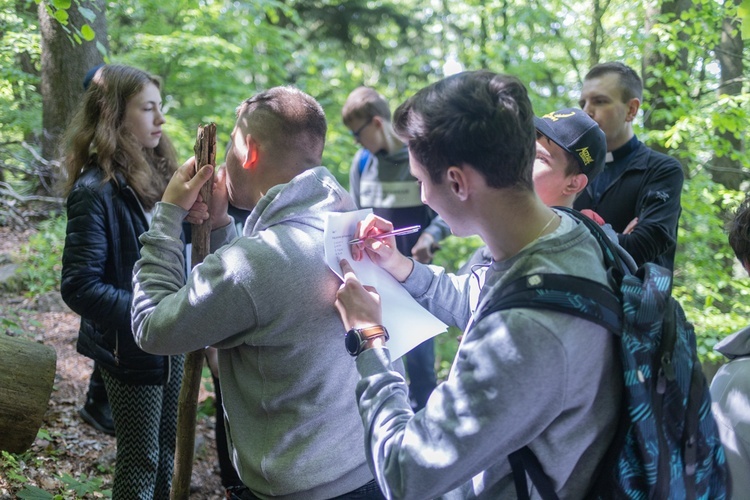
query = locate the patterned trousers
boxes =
[101,355,184,499]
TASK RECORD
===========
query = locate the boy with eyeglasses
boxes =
[341,86,449,411]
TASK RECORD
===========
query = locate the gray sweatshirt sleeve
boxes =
[354,310,571,499]
[400,260,473,330]
[132,201,253,354]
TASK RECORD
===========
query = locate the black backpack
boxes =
[473,207,730,499]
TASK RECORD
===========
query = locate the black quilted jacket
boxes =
[61,167,172,385]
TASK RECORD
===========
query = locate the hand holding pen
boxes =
[349,225,421,244]
[348,215,417,282]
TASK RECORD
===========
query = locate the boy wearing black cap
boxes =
[533,107,605,208]
[461,107,610,272]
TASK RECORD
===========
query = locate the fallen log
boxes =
[0,333,56,453]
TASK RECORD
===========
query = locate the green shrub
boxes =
[16,215,66,297]
[673,176,749,365]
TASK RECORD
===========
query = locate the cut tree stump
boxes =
[0,333,56,453]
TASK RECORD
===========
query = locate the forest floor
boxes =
[0,226,225,499]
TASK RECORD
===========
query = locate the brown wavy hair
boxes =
[59,64,178,210]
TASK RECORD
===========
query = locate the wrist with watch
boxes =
[345,325,389,357]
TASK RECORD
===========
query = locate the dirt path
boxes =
[0,226,224,499]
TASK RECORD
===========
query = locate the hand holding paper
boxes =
[325,210,447,359]
[334,259,383,331]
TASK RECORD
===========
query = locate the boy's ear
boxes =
[563,173,589,197]
[446,166,469,200]
[371,115,384,130]
[242,135,258,169]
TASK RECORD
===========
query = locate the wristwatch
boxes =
[345,325,390,357]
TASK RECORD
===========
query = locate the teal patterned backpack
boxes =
[475,207,730,499]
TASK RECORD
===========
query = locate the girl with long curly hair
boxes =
[59,64,183,499]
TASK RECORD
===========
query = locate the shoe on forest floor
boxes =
[80,398,115,436]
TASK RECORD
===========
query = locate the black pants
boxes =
[87,362,109,402]
[212,372,243,488]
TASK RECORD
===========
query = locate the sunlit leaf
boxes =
[81,24,95,41]
[740,0,750,39]
[53,9,69,24]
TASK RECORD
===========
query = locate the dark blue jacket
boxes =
[574,139,684,271]
[61,167,172,385]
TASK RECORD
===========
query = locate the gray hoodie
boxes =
[354,212,622,499]
[710,326,750,499]
[132,167,373,499]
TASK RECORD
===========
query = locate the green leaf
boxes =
[96,40,109,59]
[51,0,71,9]
[78,7,97,22]
[740,0,750,39]
[16,486,54,500]
[81,24,95,41]
[53,9,69,24]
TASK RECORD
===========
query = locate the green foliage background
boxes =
[1,0,749,369]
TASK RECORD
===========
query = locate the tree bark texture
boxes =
[0,333,56,454]
[643,0,692,157]
[171,123,217,500]
[710,0,745,190]
[38,0,109,165]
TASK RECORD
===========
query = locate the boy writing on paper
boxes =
[332,71,622,499]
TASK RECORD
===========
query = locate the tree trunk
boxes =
[590,0,602,69]
[709,0,745,190]
[171,124,217,500]
[643,0,692,158]
[0,333,56,454]
[38,0,109,185]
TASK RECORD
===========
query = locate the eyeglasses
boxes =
[351,117,373,139]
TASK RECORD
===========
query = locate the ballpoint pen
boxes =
[349,225,421,245]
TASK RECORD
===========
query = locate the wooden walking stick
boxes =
[171,123,217,499]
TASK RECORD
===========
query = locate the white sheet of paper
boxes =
[324,210,448,359]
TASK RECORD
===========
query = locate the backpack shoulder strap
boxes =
[358,149,371,175]
[509,447,560,500]
[474,272,622,334]
[553,206,635,276]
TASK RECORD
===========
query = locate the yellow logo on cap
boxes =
[542,111,576,122]
[577,147,594,166]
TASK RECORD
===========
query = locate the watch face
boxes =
[345,330,361,356]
